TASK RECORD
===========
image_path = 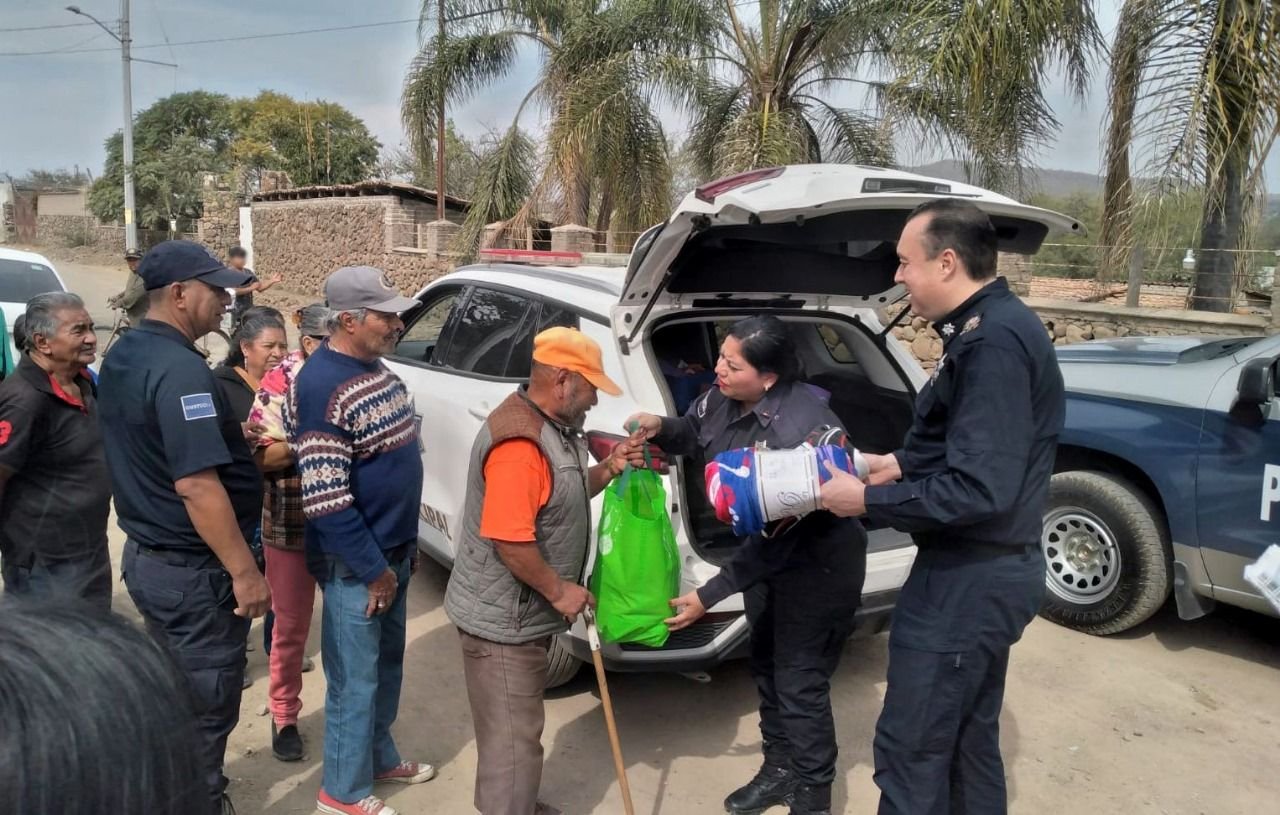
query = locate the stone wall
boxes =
[1027,298,1270,343]
[34,214,99,248]
[34,215,192,254]
[887,281,1272,369]
[250,197,449,296]
[198,190,242,260]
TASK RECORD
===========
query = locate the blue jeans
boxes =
[319,553,411,803]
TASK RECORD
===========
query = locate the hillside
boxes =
[910,159,1280,213]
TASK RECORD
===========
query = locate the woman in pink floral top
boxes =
[250,303,329,763]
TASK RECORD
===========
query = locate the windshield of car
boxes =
[0,259,63,303]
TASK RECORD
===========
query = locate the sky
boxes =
[1,0,1277,189]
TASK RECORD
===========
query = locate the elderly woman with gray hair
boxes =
[248,302,330,763]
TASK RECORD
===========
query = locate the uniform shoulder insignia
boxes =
[961,314,982,335]
[696,389,712,418]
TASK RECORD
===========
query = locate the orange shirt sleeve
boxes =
[479,438,552,543]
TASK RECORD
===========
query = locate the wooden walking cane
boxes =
[584,607,636,815]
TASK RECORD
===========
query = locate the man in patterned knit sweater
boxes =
[286,266,435,815]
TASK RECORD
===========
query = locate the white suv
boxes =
[384,164,1080,685]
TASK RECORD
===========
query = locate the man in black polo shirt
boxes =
[98,240,271,815]
[0,292,111,609]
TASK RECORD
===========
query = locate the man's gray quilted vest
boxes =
[445,391,591,644]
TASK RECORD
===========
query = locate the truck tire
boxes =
[1039,471,1172,635]
[545,637,582,689]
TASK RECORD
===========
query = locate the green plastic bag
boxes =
[590,466,681,647]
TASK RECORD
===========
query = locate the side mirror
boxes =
[1235,357,1276,409]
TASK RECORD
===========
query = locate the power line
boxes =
[0,17,421,56]
[0,21,98,33]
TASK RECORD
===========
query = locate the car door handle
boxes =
[468,406,490,421]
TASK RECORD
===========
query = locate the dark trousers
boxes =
[744,530,865,790]
[1,543,112,611]
[122,540,249,815]
[873,546,1044,815]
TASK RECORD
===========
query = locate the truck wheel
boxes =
[545,637,582,689]
[1039,471,1172,635]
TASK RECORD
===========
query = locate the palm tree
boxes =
[402,0,711,252]
[881,0,1101,194]
[406,0,1102,253]
[671,1,897,178]
[1101,0,1280,312]
[651,1,1100,191]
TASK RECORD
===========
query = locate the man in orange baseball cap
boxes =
[532,325,622,399]
[445,325,638,814]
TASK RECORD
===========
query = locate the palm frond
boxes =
[454,124,539,258]
[803,97,895,166]
[401,31,522,169]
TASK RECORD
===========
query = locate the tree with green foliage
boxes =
[89,91,235,231]
[1101,0,1280,312]
[89,90,380,231]
[379,120,484,200]
[4,167,93,189]
[229,91,381,191]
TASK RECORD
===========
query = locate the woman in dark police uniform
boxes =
[627,315,866,815]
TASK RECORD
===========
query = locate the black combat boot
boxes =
[788,783,832,815]
[724,760,797,814]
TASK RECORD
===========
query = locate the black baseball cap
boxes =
[138,240,254,291]
[124,249,143,260]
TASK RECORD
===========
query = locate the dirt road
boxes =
[51,255,1280,814]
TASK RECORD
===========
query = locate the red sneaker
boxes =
[374,760,437,785]
[316,790,398,815]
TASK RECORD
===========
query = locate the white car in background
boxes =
[384,164,1081,686]
[0,247,68,372]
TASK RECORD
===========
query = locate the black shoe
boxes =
[788,784,832,815]
[724,762,796,814]
[272,722,305,762]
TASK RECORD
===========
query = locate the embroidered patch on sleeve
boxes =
[180,393,218,421]
[0,419,11,445]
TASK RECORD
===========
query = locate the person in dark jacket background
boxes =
[821,199,1065,815]
[627,315,866,815]
[213,306,288,422]
[213,305,289,687]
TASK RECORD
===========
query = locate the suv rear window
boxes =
[440,287,535,376]
[506,302,580,379]
[0,259,61,303]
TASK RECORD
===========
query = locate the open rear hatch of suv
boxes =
[614,163,1082,350]
[611,164,1082,586]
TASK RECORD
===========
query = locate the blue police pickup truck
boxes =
[1040,333,1280,634]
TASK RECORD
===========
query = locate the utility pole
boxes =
[67,2,174,253]
[435,0,446,221]
[119,0,135,252]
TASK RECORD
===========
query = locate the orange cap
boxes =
[532,327,622,396]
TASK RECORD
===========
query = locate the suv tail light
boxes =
[693,166,785,203]
[586,431,670,475]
